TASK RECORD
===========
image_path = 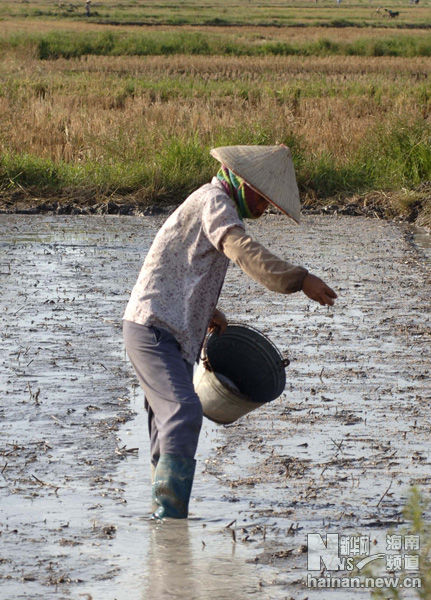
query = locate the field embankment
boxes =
[0,20,430,226]
[1,0,430,28]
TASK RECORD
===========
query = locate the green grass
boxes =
[2,30,431,59]
[294,118,431,196]
[367,487,431,599]
[2,118,430,204]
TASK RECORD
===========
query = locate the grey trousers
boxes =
[123,320,203,467]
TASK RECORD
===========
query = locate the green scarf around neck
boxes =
[216,166,260,219]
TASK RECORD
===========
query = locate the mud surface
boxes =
[0,214,430,599]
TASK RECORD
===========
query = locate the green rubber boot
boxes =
[151,463,157,512]
[152,454,196,519]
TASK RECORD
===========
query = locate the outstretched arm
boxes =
[221,226,308,293]
[221,226,337,305]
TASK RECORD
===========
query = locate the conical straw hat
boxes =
[210,144,301,223]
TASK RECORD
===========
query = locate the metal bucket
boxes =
[193,324,289,425]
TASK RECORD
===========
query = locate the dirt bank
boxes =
[0,213,429,599]
[1,186,430,228]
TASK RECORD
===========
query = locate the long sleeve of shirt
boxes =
[221,226,308,294]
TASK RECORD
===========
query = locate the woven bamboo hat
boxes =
[210,144,301,223]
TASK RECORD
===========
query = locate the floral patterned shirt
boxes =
[123,178,244,364]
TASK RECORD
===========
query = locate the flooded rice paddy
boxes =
[0,213,430,599]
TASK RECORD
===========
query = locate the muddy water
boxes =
[0,214,430,600]
[412,227,431,263]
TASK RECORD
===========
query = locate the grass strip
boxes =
[2,118,430,203]
[2,30,431,59]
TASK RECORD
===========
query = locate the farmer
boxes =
[123,145,337,519]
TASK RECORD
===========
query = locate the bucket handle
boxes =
[202,356,213,372]
[282,355,290,368]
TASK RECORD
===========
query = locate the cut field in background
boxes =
[1,0,430,27]
[0,5,430,224]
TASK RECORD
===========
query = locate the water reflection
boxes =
[109,392,261,600]
[146,521,197,599]
[144,519,259,600]
[412,226,431,262]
